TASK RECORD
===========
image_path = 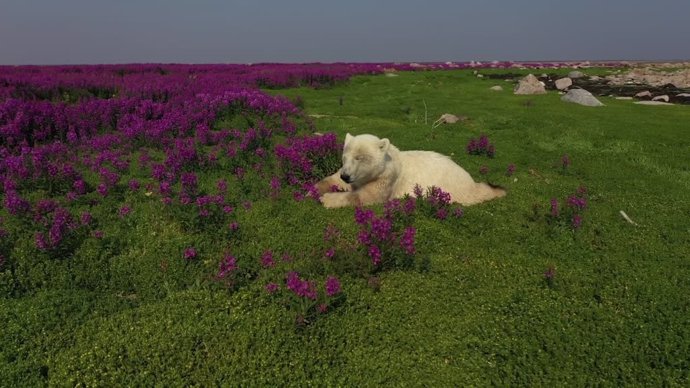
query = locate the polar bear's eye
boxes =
[355,155,365,161]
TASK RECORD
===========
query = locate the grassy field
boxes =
[3,68,690,386]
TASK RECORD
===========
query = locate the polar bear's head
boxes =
[339,133,391,188]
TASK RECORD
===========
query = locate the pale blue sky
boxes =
[1,0,688,64]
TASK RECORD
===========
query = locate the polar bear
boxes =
[316,133,506,208]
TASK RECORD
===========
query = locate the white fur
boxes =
[317,133,505,208]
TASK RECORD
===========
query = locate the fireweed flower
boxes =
[368,245,382,266]
[128,179,140,191]
[550,198,559,217]
[453,207,464,218]
[435,208,448,220]
[354,207,374,225]
[216,179,228,193]
[413,184,424,198]
[118,205,132,218]
[217,254,237,279]
[572,214,583,229]
[567,195,587,211]
[358,230,372,246]
[97,183,108,197]
[183,247,197,260]
[400,226,416,255]
[260,250,275,268]
[561,154,571,169]
[324,247,335,259]
[181,172,198,194]
[371,217,393,241]
[80,211,93,225]
[229,222,239,231]
[325,276,342,297]
[479,165,489,175]
[403,197,416,215]
[265,282,279,294]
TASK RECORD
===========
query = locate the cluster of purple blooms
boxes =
[549,185,588,229]
[354,200,418,269]
[414,185,464,221]
[466,134,496,158]
[274,133,342,187]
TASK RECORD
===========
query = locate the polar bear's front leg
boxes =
[321,182,391,208]
[315,171,351,195]
[321,192,359,208]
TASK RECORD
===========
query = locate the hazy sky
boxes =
[1,0,688,65]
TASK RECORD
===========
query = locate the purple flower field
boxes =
[0,61,602,317]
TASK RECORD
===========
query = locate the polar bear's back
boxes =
[393,150,478,199]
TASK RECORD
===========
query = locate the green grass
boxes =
[3,68,690,386]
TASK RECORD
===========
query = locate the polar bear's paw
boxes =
[320,192,353,208]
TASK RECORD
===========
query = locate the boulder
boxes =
[652,95,670,102]
[555,77,573,90]
[489,85,504,91]
[432,113,466,128]
[635,90,652,98]
[634,101,674,106]
[514,74,546,95]
[561,89,604,107]
[568,70,585,79]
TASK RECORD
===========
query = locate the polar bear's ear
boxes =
[345,133,353,146]
[378,138,390,152]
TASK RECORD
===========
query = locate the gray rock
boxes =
[677,93,690,97]
[652,95,670,102]
[568,70,585,79]
[561,89,604,107]
[555,77,573,90]
[634,101,674,106]
[635,90,652,98]
[514,74,546,95]
[615,96,633,100]
[490,85,504,91]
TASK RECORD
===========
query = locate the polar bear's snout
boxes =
[340,172,352,183]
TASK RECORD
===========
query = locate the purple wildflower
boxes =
[325,276,342,296]
[97,183,108,197]
[183,247,197,260]
[80,211,93,225]
[354,207,374,225]
[265,282,279,294]
[400,226,416,255]
[550,198,559,217]
[368,245,382,266]
[217,179,228,193]
[260,250,275,268]
[572,214,583,229]
[413,184,424,198]
[217,254,237,279]
[128,179,140,191]
[118,205,131,218]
